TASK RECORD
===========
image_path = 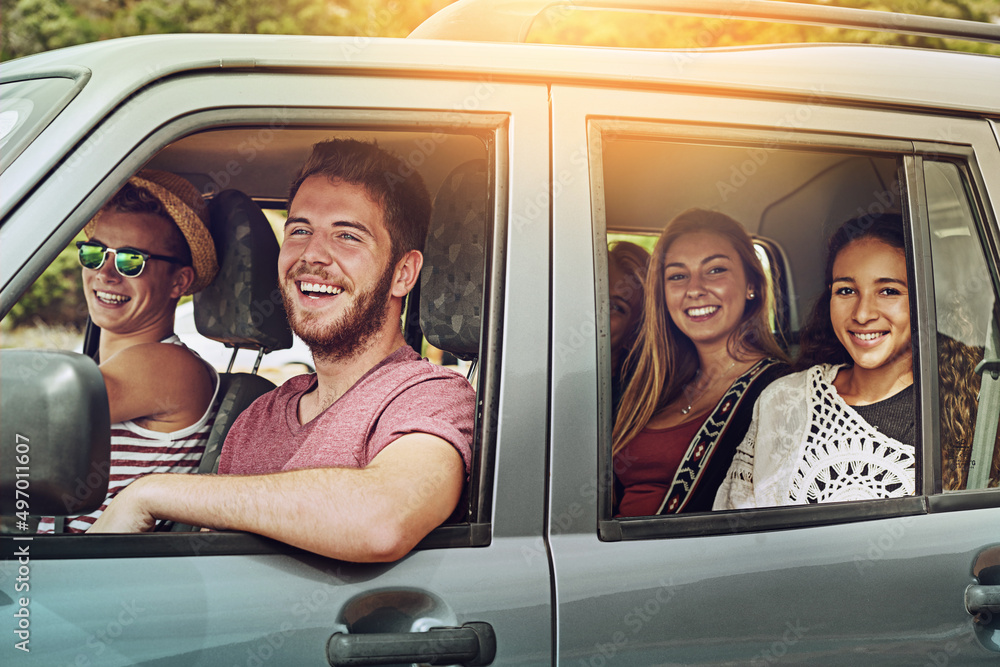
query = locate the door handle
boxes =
[966,585,1000,616]
[327,621,496,666]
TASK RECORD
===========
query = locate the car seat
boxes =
[418,158,489,523]
[169,189,292,531]
[419,159,487,371]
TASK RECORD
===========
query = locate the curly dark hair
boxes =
[938,333,1000,490]
[795,213,907,371]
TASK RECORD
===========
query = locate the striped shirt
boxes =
[38,335,219,533]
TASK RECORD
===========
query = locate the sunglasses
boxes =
[76,240,185,278]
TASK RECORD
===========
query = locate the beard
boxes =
[281,260,395,362]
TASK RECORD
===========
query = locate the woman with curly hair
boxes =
[715,213,917,508]
[613,209,788,516]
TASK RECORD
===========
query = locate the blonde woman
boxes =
[613,209,788,516]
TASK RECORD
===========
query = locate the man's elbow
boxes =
[353,520,430,563]
[354,493,460,562]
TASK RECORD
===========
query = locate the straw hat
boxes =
[85,170,218,295]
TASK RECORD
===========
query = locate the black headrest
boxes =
[194,189,292,352]
[419,160,488,360]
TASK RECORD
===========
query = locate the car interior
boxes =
[55,125,498,536]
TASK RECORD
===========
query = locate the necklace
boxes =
[679,359,738,415]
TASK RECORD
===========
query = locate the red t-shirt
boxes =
[219,346,474,475]
[615,412,709,517]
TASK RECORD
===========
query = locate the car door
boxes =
[549,76,1000,664]
[0,49,553,665]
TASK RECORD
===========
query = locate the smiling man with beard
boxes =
[91,140,476,563]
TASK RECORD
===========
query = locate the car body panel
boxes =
[11,539,551,666]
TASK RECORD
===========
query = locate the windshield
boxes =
[0,77,80,174]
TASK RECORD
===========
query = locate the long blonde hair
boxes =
[612,209,786,456]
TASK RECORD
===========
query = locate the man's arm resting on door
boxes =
[88,432,465,562]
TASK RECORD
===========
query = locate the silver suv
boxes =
[3,1,1000,664]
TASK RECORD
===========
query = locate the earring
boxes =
[748,291,756,300]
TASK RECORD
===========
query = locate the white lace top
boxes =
[713,364,916,509]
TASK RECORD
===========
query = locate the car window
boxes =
[927,160,1000,491]
[595,128,933,537]
[2,118,501,545]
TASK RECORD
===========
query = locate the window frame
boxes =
[589,119,988,541]
[6,106,509,559]
[913,144,1000,511]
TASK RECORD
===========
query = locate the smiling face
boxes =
[82,211,190,336]
[829,237,912,377]
[278,176,398,360]
[661,231,752,353]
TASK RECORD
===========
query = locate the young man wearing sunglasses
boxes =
[38,170,220,533]
[90,140,476,563]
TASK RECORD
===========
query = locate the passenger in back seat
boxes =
[612,209,789,516]
[608,240,649,414]
[39,170,220,533]
[90,139,476,563]
[715,213,917,508]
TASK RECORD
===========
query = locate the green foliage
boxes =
[3,1,997,62]
[1,0,97,61]
[2,0,454,61]
[527,0,1000,54]
[6,240,87,330]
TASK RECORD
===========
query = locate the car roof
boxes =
[4,32,1000,116]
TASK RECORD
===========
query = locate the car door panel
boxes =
[550,84,1000,663]
[1,73,553,665]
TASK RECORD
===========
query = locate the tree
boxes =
[527,0,1000,54]
[4,1,998,63]
[2,0,453,62]
[1,0,97,61]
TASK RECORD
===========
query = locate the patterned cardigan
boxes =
[714,364,916,510]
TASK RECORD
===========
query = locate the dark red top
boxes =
[615,411,709,517]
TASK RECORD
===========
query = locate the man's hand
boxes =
[88,476,158,533]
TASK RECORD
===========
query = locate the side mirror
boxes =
[1,350,110,516]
